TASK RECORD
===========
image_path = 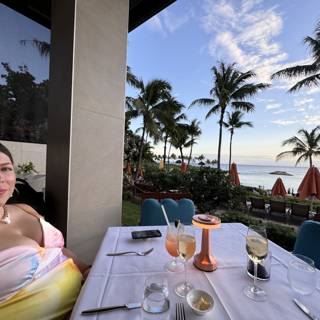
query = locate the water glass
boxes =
[287,254,316,296]
[142,275,169,314]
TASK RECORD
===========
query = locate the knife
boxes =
[293,298,319,320]
[81,302,142,315]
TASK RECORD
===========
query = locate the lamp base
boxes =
[193,252,217,272]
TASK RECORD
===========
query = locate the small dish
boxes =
[186,289,214,316]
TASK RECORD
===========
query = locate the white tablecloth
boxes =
[71,223,320,320]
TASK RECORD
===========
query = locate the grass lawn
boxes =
[122,200,141,226]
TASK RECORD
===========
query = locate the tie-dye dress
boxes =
[0,218,83,319]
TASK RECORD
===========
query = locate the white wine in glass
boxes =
[175,225,196,298]
[178,234,196,260]
[244,226,268,301]
[246,235,268,262]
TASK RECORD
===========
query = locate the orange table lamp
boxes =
[192,214,221,272]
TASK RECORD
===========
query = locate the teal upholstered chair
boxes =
[293,220,320,269]
[161,198,195,225]
[140,198,167,226]
[140,198,195,226]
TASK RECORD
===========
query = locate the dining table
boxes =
[70,223,320,320]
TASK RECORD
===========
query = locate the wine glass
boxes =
[287,254,316,297]
[244,225,268,301]
[164,223,184,272]
[175,224,196,298]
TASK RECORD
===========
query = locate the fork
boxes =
[106,248,154,256]
[176,302,186,320]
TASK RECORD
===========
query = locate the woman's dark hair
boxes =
[0,143,14,164]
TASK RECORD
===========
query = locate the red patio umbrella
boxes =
[271,177,287,197]
[180,162,188,172]
[297,166,320,200]
[230,162,240,186]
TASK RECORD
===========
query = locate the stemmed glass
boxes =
[244,225,268,301]
[164,223,184,272]
[175,223,196,298]
[287,254,316,297]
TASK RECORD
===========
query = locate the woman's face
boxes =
[0,152,16,207]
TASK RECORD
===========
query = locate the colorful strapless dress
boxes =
[0,218,83,320]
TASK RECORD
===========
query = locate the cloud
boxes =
[271,111,320,126]
[293,97,314,107]
[271,119,299,126]
[272,108,291,114]
[238,8,283,55]
[308,104,320,110]
[213,32,249,65]
[146,3,194,35]
[162,9,193,33]
[200,0,286,82]
[265,103,281,110]
[304,115,320,125]
[306,87,320,95]
[241,0,263,13]
[146,16,166,35]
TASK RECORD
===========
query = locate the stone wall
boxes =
[0,140,46,174]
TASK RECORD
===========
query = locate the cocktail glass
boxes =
[164,223,184,272]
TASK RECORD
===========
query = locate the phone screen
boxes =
[131,230,162,239]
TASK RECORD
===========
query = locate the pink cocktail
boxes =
[164,223,184,272]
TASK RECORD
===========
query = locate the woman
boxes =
[0,143,89,319]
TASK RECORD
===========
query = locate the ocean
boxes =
[219,164,308,192]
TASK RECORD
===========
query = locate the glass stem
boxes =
[253,261,258,293]
[172,256,177,265]
[184,260,187,287]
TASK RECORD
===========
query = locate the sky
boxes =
[0,4,50,82]
[1,1,320,167]
[127,0,320,167]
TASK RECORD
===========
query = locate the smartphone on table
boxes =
[131,229,162,239]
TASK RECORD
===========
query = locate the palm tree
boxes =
[190,62,269,169]
[271,21,320,92]
[197,154,205,162]
[276,126,320,167]
[223,111,253,171]
[20,39,50,57]
[170,123,189,163]
[156,96,186,168]
[170,153,177,162]
[128,79,171,174]
[186,119,202,166]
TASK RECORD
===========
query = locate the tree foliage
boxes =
[223,111,252,170]
[0,63,48,143]
[272,20,320,92]
[276,126,320,167]
[190,62,269,169]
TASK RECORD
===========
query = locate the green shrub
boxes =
[142,166,248,212]
[217,211,297,251]
[17,161,38,175]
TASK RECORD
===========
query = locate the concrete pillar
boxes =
[46,0,128,263]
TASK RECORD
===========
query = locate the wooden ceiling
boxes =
[0,0,176,32]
